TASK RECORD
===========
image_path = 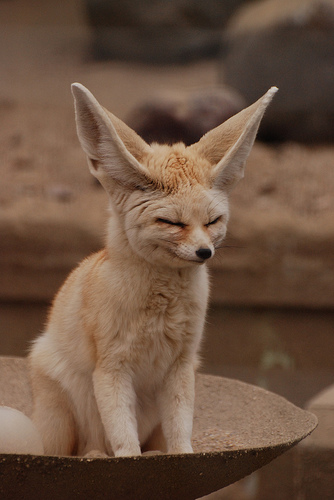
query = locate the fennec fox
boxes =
[29,84,277,457]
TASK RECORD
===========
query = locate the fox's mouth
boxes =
[172,252,209,265]
[189,255,209,264]
[162,244,212,265]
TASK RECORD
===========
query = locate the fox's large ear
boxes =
[189,87,277,192]
[71,83,152,192]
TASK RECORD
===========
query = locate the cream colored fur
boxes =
[28,84,277,457]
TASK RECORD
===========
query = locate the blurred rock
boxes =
[222,0,334,142]
[89,28,222,64]
[127,87,246,145]
[86,0,244,29]
[84,0,245,63]
[296,384,334,499]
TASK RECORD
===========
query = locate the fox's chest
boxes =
[105,268,208,370]
[132,284,197,348]
[129,289,201,390]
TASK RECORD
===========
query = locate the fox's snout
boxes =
[173,227,216,264]
[179,243,214,264]
[184,225,216,263]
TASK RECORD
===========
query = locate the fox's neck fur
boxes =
[28,84,277,458]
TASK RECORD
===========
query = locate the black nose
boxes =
[196,248,212,260]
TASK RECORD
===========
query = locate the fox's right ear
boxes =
[189,87,277,193]
[71,83,152,192]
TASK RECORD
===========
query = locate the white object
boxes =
[0,406,44,455]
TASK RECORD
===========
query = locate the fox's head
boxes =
[71,84,277,268]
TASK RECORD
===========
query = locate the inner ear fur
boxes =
[189,87,278,192]
[71,83,152,191]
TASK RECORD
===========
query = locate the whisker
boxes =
[215,243,246,250]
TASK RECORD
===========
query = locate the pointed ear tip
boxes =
[71,83,90,100]
[71,83,82,98]
[265,86,278,100]
[269,86,279,94]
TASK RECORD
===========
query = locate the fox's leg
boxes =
[30,368,76,456]
[158,361,195,454]
[93,366,141,457]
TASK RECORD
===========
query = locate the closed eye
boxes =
[206,216,222,227]
[156,218,186,228]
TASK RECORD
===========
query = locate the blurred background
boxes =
[0,0,334,498]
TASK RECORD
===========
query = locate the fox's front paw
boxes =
[114,444,141,457]
[168,442,193,454]
[84,450,109,459]
[142,450,164,456]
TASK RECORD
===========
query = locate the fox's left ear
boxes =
[189,87,278,192]
[71,83,152,193]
